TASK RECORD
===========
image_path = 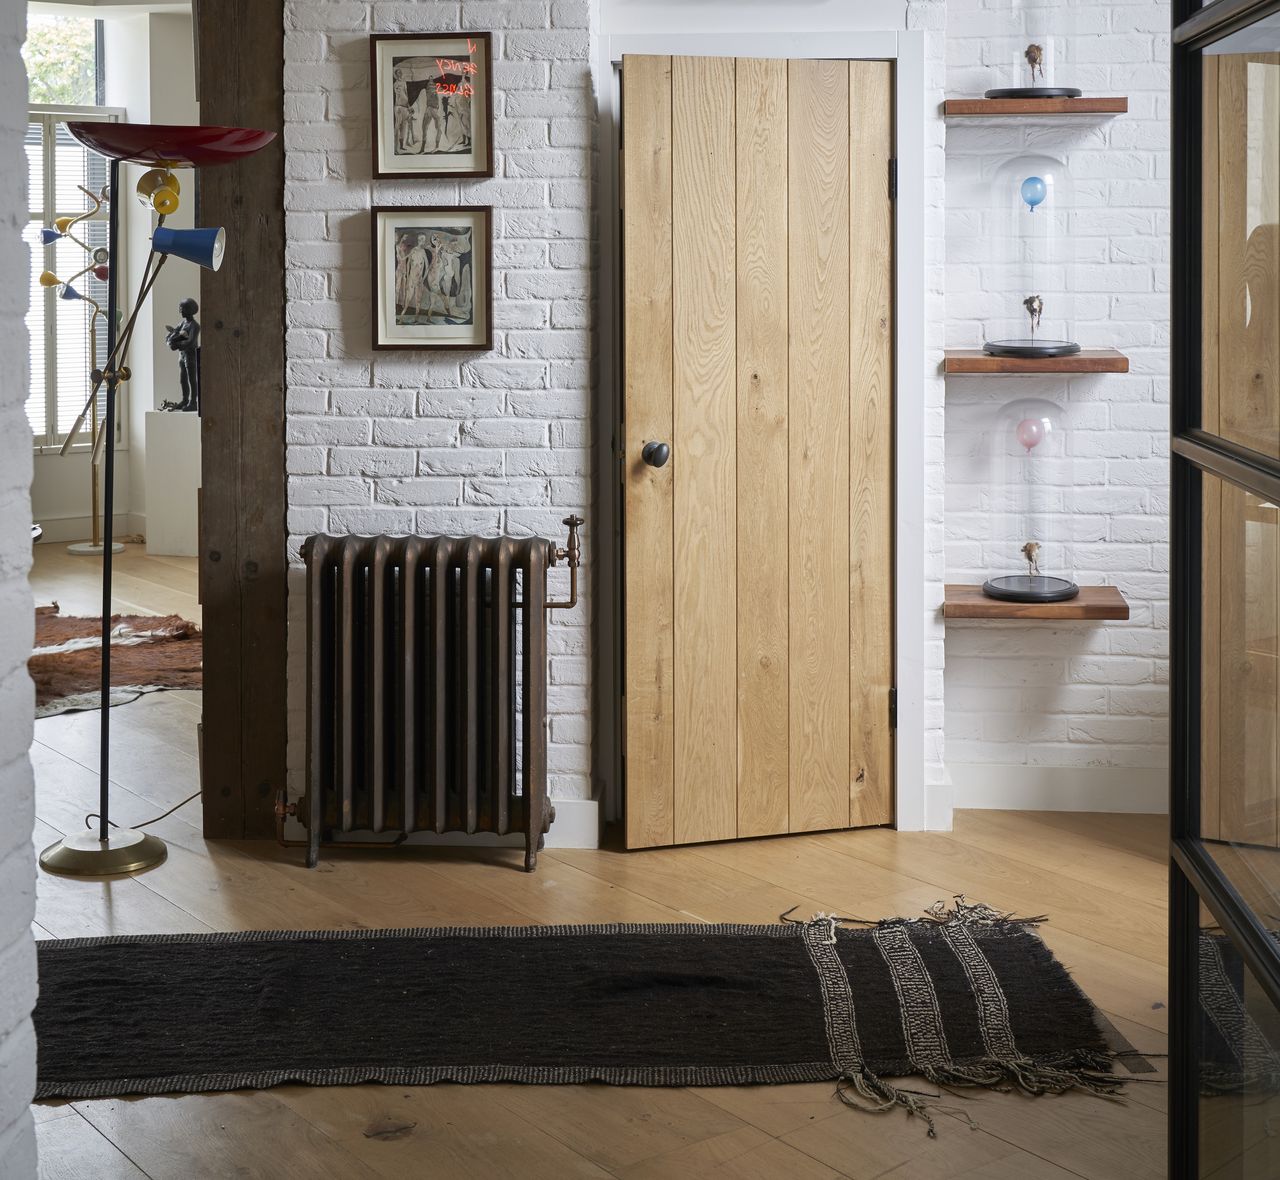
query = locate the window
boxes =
[23,16,117,451]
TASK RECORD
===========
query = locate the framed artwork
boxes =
[372,205,492,351]
[370,32,493,179]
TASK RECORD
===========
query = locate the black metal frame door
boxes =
[1171,0,1280,1175]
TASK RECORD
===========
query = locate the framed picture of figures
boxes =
[372,206,492,351]
[370,32,493,179]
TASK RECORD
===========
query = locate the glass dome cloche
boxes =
[984,0,1081,99]
[983,397,1078,604]
[983,152,1078,360]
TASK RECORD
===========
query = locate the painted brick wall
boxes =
[0,3,37,1174]
[282,0,596,808]
[942,0,1170,806]
[908,0,952,826]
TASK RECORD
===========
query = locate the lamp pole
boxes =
[98,155,119,842]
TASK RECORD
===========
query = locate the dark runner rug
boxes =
[33,899,1128,1135]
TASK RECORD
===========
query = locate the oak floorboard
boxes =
[31,818,209,939]
[812,827,1168,964]
[32,543,201,623]
[550,842,841,926]
[945,810,1166,898]
[270,1084,612,1179]
[31,738,201,836]
[614,1124,849,1180]
[71,1093,379,1180]
[497,1084,748,1175]
[36,1111,150,1180]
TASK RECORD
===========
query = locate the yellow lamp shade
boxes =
[38,270,61,288]
[135,168,181,214]
[53,216,75,233]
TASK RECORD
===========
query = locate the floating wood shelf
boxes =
[944,584,1130,621]
[943,97,1128,117]
[943,349,1130,375]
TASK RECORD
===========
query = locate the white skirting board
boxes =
[281,797,601,850]
[949,763,1167,814]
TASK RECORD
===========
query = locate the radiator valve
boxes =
[549,515,583,609]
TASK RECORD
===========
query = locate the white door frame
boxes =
[596,30,928,832]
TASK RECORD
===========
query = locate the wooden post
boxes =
[194,0,287,838]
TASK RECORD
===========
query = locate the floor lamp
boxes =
[38,123,275,878]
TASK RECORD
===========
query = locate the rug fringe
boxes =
[831,1051,1129,1140]
[836,1068,941,1137]
[784,896,1048,932]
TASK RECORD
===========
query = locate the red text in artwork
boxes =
[435,56,477,97]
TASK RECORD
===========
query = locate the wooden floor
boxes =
[30,541,201,624]
[27,548,1168,1179]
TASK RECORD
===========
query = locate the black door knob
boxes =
[642,441,670,468]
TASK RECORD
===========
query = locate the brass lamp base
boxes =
[39,828,167,877]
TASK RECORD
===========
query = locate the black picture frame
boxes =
[369,31,494,180]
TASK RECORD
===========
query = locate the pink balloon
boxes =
[1015,417,1045,451]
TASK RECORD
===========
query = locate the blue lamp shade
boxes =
[59,283,82,301]
[39,227,63,245]
[151,225,226,271]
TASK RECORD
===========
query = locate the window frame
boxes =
[1171,0,1280,1174]
[26,103,125,454]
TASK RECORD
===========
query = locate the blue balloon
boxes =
[1021,175,1047,211]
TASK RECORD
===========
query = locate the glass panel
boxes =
[21,15,97,106]
[1200,473,1280,846]
[1201,34,1280,458]
[1197,901,1280,1179]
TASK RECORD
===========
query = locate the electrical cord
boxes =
[85,790,201,832]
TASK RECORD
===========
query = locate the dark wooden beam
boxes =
[194,0,286,838]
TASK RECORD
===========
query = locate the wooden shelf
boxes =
[944,349,1130,375]
[943,97,1128,117]
[944,584,1130,621]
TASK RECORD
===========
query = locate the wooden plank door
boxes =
[622,55,894,849]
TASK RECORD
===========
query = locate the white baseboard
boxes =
[35,513,144,545]
[280,797,601,850]
[949,763,1167,814]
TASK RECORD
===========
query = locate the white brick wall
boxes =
[908,0,952,825]
[0,3,36,1174]
[282,0,596,806]
[942,0,1170,803]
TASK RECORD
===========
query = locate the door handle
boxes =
[642,441,670,468]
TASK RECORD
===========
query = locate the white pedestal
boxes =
[144,411,201,557]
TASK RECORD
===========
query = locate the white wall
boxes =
[282,0,597,825]
[0,3,37,1174]
[942,0,1171,812]
[103,10,199,536]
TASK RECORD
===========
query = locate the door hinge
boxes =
[888,687,898,730]
[888,158,898,201]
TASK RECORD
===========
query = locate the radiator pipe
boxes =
[546,514,583,610]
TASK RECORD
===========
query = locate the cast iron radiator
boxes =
[292,518,582,872]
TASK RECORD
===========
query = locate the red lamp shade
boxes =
[64,123,276,167]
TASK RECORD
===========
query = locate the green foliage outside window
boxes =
[23,15,97,107]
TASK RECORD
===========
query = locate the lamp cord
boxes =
[85,789,200,833]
